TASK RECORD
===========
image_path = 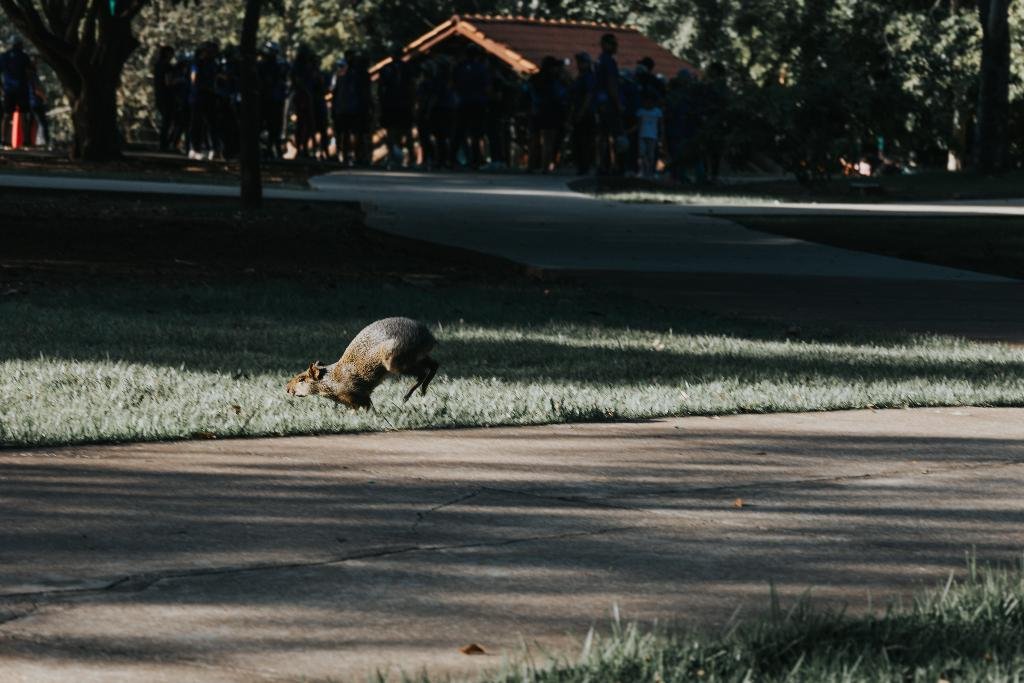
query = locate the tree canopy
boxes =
[2,0,1021,171]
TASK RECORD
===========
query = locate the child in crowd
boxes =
[634,92,663,178]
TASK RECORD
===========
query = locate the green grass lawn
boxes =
[486,561,1024,682]
[732,215,1024,280]
[3,279,1024,447]
[578,169,1024,204]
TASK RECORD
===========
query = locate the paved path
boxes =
[0,170,1014,281]
[2,408,1024,682]
[309,171,1008,280]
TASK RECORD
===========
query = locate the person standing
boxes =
[28,54,49,148]
[153,46,177,151]
[570,52,597,175]
[189,42,220,160]
[453,45,491,168]
[531,56,568,172]
[290,44,318,158]
[258,42,288,158]
[0,38,31,148]
[595,33,622,175]
[635,92,663,178]
[378,49,416,169]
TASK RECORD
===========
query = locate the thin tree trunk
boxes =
[973,0,1012,173]
[240,0,263,208]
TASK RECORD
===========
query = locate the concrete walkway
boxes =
[0,170,1015,281]
[3,408,1024,682]
[310,171,1008,280]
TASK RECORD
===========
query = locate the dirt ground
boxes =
[0,149,331,188]
[0,187,523,288]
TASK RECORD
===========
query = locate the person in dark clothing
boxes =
[28,55,48,147]
[189,42,220,159]
[215,44,242,159]
[171,52,192,152]
[619,68,640,175]
[349,52,373,166]
[330,52,372,166]
[595,33,622,174]
[416,57,457,169]
[665,70,702,183]
[484,66,517,170]
[291,44,319,158]
[531,56,569,172]
[153,46,177,151]
[1,38,32,147]
[257,42,288,158]
[635,56,666,101]
[570,52,597,175]
[698,62,729,182]
[453,45,491,168]
[378,49,416,169]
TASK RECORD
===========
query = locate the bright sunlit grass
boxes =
[2,281,1024,447]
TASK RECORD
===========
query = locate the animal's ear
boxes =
[308,361,323,380]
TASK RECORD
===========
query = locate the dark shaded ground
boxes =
[0,187,522,286]
[550,270,1024,344]
[731,215,1024,281]
[0,149,332,188]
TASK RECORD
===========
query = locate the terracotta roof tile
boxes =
[375,15,698,78]
[461,15,696,77]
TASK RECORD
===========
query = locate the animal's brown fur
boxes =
[285,317,439,409]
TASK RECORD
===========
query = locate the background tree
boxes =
[974,0,1013,172]
[239,0,264,207]
[0,0,152,160]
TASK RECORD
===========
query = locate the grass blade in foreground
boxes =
[489,561,1024,682]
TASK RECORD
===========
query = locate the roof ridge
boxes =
[460,13,636,31]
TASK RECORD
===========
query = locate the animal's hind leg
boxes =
[402,358,438,402]
[419,358,439,395]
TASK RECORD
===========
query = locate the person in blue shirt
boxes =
[570,52,597,175]
[1,38,31,147]
[594,33,622,174]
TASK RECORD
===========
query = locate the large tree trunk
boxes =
[0,0,142,161]
[973,0,1013,173]
[72,73,123,161]
[239,0,263,208]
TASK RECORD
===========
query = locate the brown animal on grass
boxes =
[286,317,439,409]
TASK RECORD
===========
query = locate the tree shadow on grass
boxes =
[2,281,1013,389]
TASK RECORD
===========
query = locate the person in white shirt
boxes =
[634,92,663,178]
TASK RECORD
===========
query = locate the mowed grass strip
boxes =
[488,562,1024,683]
[3,281,1024,447]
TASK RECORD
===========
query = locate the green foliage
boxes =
[5,0,1024,168]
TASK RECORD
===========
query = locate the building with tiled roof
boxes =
[371,14,698,79]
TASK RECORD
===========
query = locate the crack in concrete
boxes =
[411,488,483,532]
[0,602,39,627]
[0,526,632,606]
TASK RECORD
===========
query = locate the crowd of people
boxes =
[0,38,51,149]
[6,30,727,181]
[153,32,729,179]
